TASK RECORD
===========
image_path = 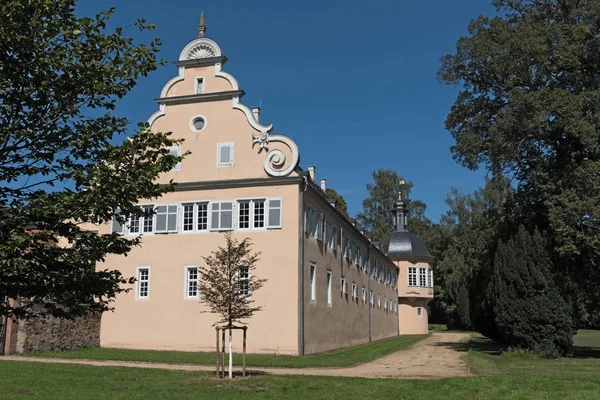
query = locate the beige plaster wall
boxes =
[302,190,398,354]
[98,184,301,355]
[396,261,433,334]
[167,65,234,97]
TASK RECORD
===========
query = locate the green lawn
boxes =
[5,330,600,399]
[21,334,427,368]
[2,359,600,400]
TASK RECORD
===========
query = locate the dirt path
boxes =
[1,332,473,380]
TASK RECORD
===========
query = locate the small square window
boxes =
[195,77,204,94]
[217,143,234,166]
[417,307,423,317]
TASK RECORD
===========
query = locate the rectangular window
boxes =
[352,282,357,299]
[238,201,250,229]
[237,265,250,297]
[408,267,418,287]
[142,205,154,233]
[129,214,140,234]
[136,267,150,300]
[111,211,124,234]
[362,287,366,304]
[253,200,265,228]
[217,142,234,166]
[428,268,433,288]
[267,199,282,228]
[316,211,324,241]
[310,264,316,302]
[377,295,381,309]
[384,298,387,311]
[211,202,233,231]
[166,146,181,171]
[370,291,374,307]
[326,221,337,250]
[155,204,179,233]
[182,204,195,232]
[340,277,347,294]
[195,77,204,94]
[326,271,332,305]
[419,267,427,287]
[182,202,209,232]
[185,266,199,299]
[417,307,423,317]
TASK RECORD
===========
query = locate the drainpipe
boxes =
[298,174,308,355]
[367,242,372,342]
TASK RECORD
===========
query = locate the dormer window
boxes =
[195,77,204,94]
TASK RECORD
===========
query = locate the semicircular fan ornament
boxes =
[187,44,216,60]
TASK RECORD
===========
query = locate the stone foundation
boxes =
[12,313,100,353]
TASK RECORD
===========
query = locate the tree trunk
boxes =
[228,327,233,379]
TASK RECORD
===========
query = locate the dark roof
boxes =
[379,231,434,263]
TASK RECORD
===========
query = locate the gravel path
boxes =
[1,332,474,380]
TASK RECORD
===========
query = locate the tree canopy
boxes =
[325,188,348,213]
[439,0,600,328]
[0,0,182,319]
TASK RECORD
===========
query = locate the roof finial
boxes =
[198,12,207,38]
[398,180,405,200]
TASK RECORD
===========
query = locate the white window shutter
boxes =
[155,205,168,233]
[267,199,282,228]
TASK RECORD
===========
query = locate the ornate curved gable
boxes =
[148,21,299,183]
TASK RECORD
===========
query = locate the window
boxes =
[310,264,316,302]
[166,146,181,171]
[351,282,357,300]
[417,307,423,317]
[136,267,150,300]
[377,295,381,309]
[195,77,204,94]
[267,199,282,228]
[185,266,199,299]
[428,268,433,288]
[237,265,250,297]
[384,298,388,311]
[190,115,207,132]
[182,204,195,232]
[362,287,366,304]
[111,211,124,234]
[305,206,322,239]
[211,202,233,231]
[408,267,418,287]
[325,220,337,250]
[340,277,347,294]
[326,271,332,305]
[370,291,374,307]
[129,214,140,234]
[217,142,234,166]
[182,202,209,232]
[316,211,323,241]
[142,206,154,233]
[155,204,179,233]
[419,267,427,287]
[238,199,266,230]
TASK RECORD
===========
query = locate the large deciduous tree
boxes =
[199,232,266,378]
[325,188,348,213]
[357,169,430,241]
[439,0,600,326]
[0,1,182,320]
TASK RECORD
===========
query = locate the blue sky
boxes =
[77,0,496,221]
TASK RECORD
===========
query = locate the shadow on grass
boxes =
[570,346,600,359]
[433,335,506,356]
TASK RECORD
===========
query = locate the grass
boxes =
[4,330,600,399]
[21,334,427,369]
[428,323,471,333]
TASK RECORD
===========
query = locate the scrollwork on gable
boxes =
[252,133,299,177]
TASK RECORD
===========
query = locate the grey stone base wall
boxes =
[15,313,100,353]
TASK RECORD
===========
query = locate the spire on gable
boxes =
[198,12,207,38]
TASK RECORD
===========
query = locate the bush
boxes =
[491,226,574,356]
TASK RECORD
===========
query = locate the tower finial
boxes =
[398,179,405,200]
[198,12,207,38]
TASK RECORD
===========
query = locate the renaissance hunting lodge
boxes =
[59,18,435,355]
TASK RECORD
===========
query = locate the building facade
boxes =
[90,24,434,355]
